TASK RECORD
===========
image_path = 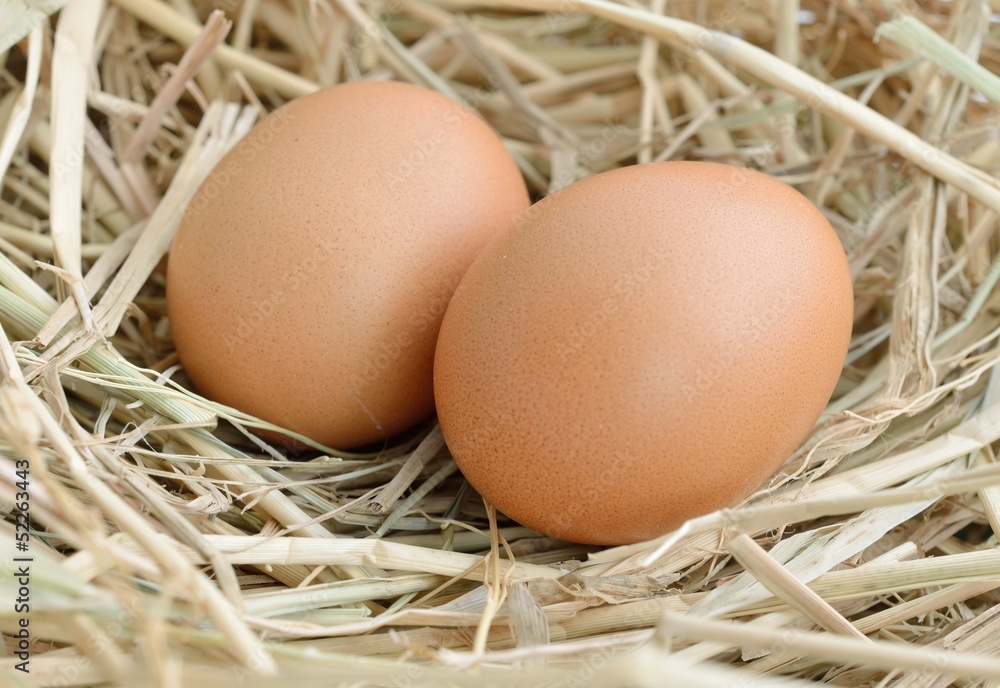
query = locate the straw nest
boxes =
[2,0,1000,685]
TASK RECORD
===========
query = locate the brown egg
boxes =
[434,162,853,545]
[167,81,529,448]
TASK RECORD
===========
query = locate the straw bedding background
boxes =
[2,0,1000,685]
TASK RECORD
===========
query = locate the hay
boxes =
[2,0,1000,685]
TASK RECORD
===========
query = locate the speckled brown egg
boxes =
[433,161,853,545]
[167,81,529,449]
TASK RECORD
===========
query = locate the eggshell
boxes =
[433,161,853,545]
[167,81,529,449]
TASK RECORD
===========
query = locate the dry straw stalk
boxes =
[2,0,1000,686]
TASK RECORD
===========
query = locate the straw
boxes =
[3,0,1000,685]
[49,0,105,331]
[0,0,70,53]
[877,12,1000,105]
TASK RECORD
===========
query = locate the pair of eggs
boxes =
[167,81,854,545]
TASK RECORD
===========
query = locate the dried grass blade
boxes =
[0,0,70,53]
[50,0,106,330]
[484,0,1000,212]
[804,546,1000,600]
[176,534,563,581]
[370,425,445,514]
[121,10,232,165]
[692,462,963,616]
[0,323,276,674]
[83,119,147,221]
[375,459,459,536]
[636,0,667,164]
[110,0,317,97]
[0,24,41,182]
[793,404,1000,503]
[33,221,145,348]
[507,579,551,654]
[657,613,1000,680]
[680,459,1000,539]
[853,580,998,635]
[89,100,253,338]
[725,534,868,640]
[877,12,1000,105]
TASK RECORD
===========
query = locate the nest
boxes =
[3,0,1000,685]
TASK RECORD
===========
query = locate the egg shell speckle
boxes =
[167,81,529,449]
[433,161,854,545]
